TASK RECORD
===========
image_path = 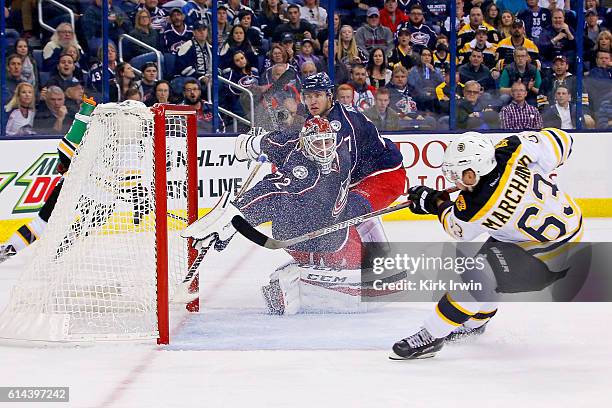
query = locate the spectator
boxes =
[339,25,367,67]
[495,0,528,15]
[435,69,464,120]
[34,86,69,134]
[407,49,444,112]
[162,8,193,53]
[497,10,514,41]
[336,83,355,105]
[496,19,541,70]
[584,9,607,66]
[518,0,552,45]
[398,3,437,53]
[259,63,301,109]
[140,62,158,103]
[210,3,232,45]
[364,87,400,131]
[183,0,209,29]
[388,26,418,71]
[300,61,318,79]
[596,89,612,129]
[279,33,300,71]
[14,39,38,91]
[220,25,259,69]
[484,3,500,30]
[380,0,409,33]
[64,84,85,115]
[386,64,437,129]
[355,7,394,57]
[260,50,300,87]
[222,50,260,118]
[109,62,142,102]
[443,0,470,34]
[42,22,83,72]
[238,10,264,52]
[300,0,327,32]
[126,8,160,61]
[539,8,576,66]
[263,44,288,71]
[63,44,86,81]
[89,43,118,93]
[10,0,36,38]
[459,49,496,92]
[457,6,500,50]
[139,0,168,32]
[321,39,350,86]
[226,0,253,24]
[4,82,36,137]
[459,25,498,70]
[586,31,612,72]
[181,79,223,133]
[176,22,212,82]
[82,0,132,52]
[420,0,449,29]
[45,54,82,93]
[274,4,317,44]
[456,80,500,129]
[500,81,543,130]
[296,38,324,71]
[258,0,284,39]
[366,47,392,89]
[538,55,585,109]
[499,46,541,106]
[5,55,27,97]
[542,85,595,129]
[145,80,175,106]
[317,12,341,47]
[432,36,451,73]
[124,88,142,102]
[585,50,612,114]
[348,63,377,112]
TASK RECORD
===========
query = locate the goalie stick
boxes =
[230,187,460,250]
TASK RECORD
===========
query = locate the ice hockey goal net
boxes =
[0,101,198,344]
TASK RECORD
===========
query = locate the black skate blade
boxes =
[388,351,437,360]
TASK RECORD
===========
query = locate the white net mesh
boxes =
[0,101,193,342]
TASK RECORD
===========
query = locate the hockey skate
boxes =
[0,245,16,264]
[445,322,488,342]
[261,279,284,315]
[389,327,444,360]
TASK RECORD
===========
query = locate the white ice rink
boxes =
[0,220,611,408]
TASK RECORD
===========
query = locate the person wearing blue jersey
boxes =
[182,73,406,314]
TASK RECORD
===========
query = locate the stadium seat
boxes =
[129,52,159,71]
[170,76,189,96]
[163,53,177,78]
[33,50,44,72]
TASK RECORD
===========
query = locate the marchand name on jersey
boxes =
[482,155,533,230]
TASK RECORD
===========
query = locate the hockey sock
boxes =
[463,303,498,329]
[423,293,482,338]
[8,216,47,251]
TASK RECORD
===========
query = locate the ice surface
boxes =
[0,220,611,407]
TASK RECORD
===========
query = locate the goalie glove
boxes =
[235,127,268,162]
[407,186,450,215]
[181,192,243,251]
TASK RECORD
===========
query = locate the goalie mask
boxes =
[442,132,497,188]
[300,116,337,174]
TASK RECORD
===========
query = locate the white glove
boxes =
[181,192,243,251]
[234,127,268,162]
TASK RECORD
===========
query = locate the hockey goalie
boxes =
[182,73,406,315]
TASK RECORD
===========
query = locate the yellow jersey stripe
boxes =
[470,145,523,222]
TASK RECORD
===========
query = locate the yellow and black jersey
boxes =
[496,37,540,69]
[439,129,582,244]
[458,40,498,69]
[457,22,500,49]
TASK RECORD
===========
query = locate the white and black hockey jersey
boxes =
[439,128,582,244]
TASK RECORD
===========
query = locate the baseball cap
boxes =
[192,21,208,30]
[586,9,597,17]
[512,18,524,27]
[281,32,295,43]
[170,7,184,15]
[217,2,228,10]
[367,7,380,17]
[475,25,488,33]
[553,55,568,63]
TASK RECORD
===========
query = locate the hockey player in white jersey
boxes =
[390,128,582,360]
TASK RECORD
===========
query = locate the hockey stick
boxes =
[231,187,460,250]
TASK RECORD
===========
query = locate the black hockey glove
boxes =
[407,186,450,215]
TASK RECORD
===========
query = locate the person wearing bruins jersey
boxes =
[390,129,582,360]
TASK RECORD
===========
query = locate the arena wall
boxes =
[0,133,610,240]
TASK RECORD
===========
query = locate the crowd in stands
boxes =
[1,0,611,136]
